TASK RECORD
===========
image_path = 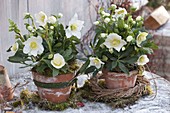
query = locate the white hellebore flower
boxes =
[115,7,127,19]
[136,32,148,47]
[76,74,89,88]
[104,18,110,23]
[66,13,84,38]
[126,36,133,42]
[51,53,66,69]
[23,36,44,56]
[35,11,47,26]
[89,57,104,69]
[47,16,57,24]
[100,33,107,38]
[104,33,127,52]
[137,55,149,66]
[93,21,99,25]
[11,42,18,52]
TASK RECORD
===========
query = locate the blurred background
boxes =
[0,0,170,81]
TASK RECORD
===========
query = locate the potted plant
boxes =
[7,11,84,103]
[79,5,157,89]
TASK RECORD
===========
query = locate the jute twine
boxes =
[80,75,151,108]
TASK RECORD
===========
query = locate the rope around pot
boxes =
[80,74,151,108]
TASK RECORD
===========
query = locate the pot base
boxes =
[103,70,138,89]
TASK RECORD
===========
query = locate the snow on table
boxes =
[7,71,170,113]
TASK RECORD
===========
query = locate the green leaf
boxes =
[69,36,80,44]
[78,60,90,74]
[118,62,129,74]
[43,59,53,70]
[93,69,99,76]
[120,46,134,58]
[111,61,117,69]
[118,18,124,29]
[123,56,138,64]
[95,38,105,49]
[52,68,59,76]
[85,66,96,74]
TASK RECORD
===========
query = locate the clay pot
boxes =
[32,72,74,103]
[103,69,138,89]
[0,65,13,101]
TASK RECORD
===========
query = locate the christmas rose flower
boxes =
[35,11,47,26]
[66,13,84,38]
[115,7,127,19]
[23,36,44,56]
[136,32,148,47]
[11,42,18,52]
[47,16,57,24]
[104,33,127,52]
[51,53,66,69]
[89,57,104,69]
[137,55,149,66]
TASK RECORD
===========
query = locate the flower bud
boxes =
[58,13,63,18]
[100,33,107,38]
[136,16,142,21]
[93,21,99,25]
[122,47,126,51]
[126,36,133,42]
[47,16,57,24]
[104,18,110,23]
[111,4,117,9]
[27,26,33,31]
[50,26,54,29]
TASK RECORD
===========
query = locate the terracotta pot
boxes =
[32,72,74,103]
[103,69,138,89]
[0,65,13,101]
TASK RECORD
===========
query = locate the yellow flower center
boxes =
[70,24,77,31]
[53,59,62,66]
[139,57,145,63]
[138,34,144,42]
[12,44,17,51]
[30,42,38,49]
[117,10,124,14]
[93,59,100,64]
[112,38,120,46]
[40,15,46,22]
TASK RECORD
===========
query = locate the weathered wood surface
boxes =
[0,0,106,76]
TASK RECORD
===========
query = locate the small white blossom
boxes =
[38,27,43,31]
[27,26,33,31]
[93,21,99,25]
[66,13,84,38]
[100,33,107,38]
[89,57,104,69]
[137,55,149,66]
[103,33,127,52]
[35,11,47,26]
[23,36,44,56]
[11,42,18,52]
[47,16,57,24]
[112,18,116,21]
[104,18,110,23]
[126,36,133,42]
[58,13,63,18]
[51,53,66,69]
[136,32,148,47]
[136,16,142,21]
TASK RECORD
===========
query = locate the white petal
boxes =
[66,28,73,38]
[76,75,88,88]
[30,49,38,56]
[23,45,30,54]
